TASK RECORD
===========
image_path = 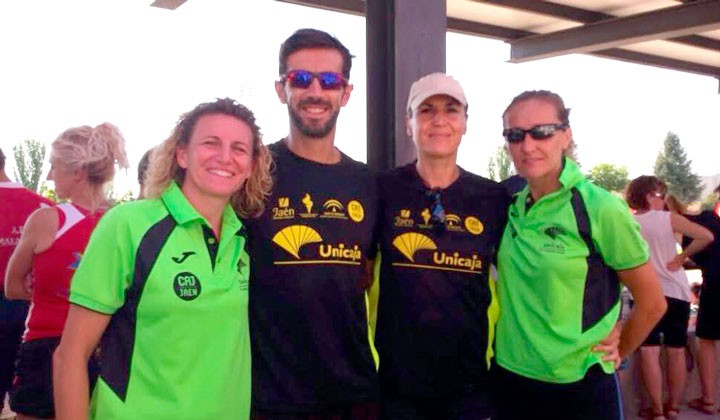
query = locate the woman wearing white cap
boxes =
[373,73,509,419]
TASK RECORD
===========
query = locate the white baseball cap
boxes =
[407,72,467,113]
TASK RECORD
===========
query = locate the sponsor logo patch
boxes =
[171,251,196,264]
[173,272,201,301]
[391,232,483,273]
[271,224,363,266]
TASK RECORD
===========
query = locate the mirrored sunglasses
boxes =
[281,69,347,90]
[502,123,568,144]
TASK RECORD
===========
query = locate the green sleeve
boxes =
[592,193,649,271]
[69,205,135,314]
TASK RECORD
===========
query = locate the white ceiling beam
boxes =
[509,0,720,63]
[150,0,188,10]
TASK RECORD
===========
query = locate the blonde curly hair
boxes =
[144,98,272,217]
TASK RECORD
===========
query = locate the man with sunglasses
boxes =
[244,29,379,419]
[373,73,509,419]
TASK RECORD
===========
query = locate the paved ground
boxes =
[621,337,720,419]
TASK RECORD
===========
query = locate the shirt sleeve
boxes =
[70,205,135,314]
[592,192,649,271]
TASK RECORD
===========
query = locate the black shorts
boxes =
[380,388,492,420]
[0,320,24,412]
[643,296,690,348]
[10,337,99,419]
[252,402,379,420]
[696,275,720,340]
[492,364,622,420]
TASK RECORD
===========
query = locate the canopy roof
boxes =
[277,0,720,86]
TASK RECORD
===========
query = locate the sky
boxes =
[1,0,719,197]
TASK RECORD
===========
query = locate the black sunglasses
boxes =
[281,70,347,90]
[426,189,446,230]
[502,123,568,144]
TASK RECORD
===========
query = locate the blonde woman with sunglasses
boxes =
[493,90,667,420]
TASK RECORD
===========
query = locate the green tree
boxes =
[653,132,702,203]
[38,182,58,203]
[700,193,717,211]
[12,139,46,192]
[586,163,629,192]
[487,158,496,182]
[108,189,136,205]
[487,146,513,181]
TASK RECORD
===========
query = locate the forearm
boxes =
[683,238,712,259]
[4,273,31,300]
[619,299,666,359]
[53,348,90,420]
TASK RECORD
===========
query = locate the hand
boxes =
[666,253,686,272]
[593,322,622,369]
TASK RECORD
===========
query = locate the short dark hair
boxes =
[502,90,571,126]
[0,147,5,170]
[626,175,667,211]
[137,148,153,185]
[279,28,353,79]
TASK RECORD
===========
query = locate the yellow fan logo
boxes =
[392,232,437,262]
[278,197,289,208]
[400,209,411,218]
[272,225,323,259]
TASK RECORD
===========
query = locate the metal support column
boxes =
[366,0,446,171]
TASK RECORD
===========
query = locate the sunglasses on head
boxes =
[281,69,347,90]
[502,123,568,144]
[426,189,446,231]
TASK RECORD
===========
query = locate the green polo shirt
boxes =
[70,182,251,419]
[496,159,648,383]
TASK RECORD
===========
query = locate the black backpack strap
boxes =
[570,188,620,332]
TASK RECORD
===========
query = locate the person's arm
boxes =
[54,305,111,420]
[4,207,57,299]
[616,262,667,359]
[667,213,713,271]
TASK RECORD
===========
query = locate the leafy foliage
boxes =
[700,193,718,211]
[12,139,46,192]
[487,146,514,181]
[654,132,702,203]
[586,163,629,192]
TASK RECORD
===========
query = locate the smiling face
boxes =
[407,94,466,160]
[275,48,353,140]
[504,98,572,186]
[176,113,254,204]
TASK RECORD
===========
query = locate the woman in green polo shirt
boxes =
[493,90,667,420]
[53,98,272,420]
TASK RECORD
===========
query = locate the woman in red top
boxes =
[4,123,128,420]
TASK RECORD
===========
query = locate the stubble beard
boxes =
[288,101,340,139]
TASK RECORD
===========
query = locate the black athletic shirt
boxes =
[375,163,509,398]
[245,140,379,413]
[682,211,720,283]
